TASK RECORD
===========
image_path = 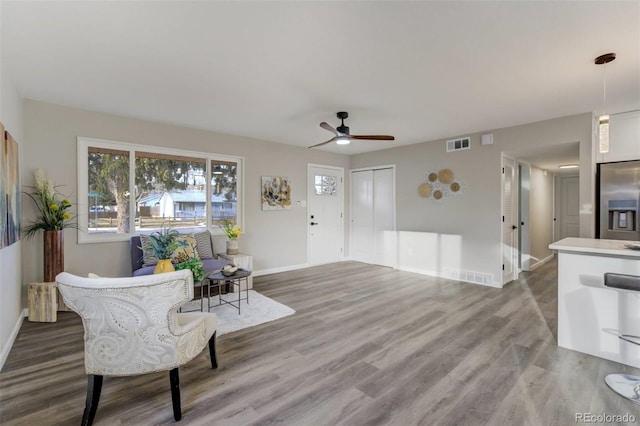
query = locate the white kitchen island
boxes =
[549,237,640,368]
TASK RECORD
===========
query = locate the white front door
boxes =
[308,164,344,265]
[502,155,517,284]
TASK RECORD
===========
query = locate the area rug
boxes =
[180,290,295,335]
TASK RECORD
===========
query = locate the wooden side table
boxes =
[217,252,253,291]
[28,282,57,322]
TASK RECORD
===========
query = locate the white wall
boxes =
[0,0,26,370]
[350,113,593,287]
[529,166,554,268]
[21,100,350,291]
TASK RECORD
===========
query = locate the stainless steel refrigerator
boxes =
[597,160,640,241]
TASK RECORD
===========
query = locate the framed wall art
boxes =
[0,122,5,248]
[261,176,292,211]
[3,130,20,246]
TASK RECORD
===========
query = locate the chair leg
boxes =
[169,368,182,421]
[209,331,218,369]
[81,374,103,426]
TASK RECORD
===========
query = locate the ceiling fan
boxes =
[308,111,395,148]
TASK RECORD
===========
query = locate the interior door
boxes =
[308,165,344,265]
[518,163,531,271]
[560,175,580,238]
[350,167,395,267]
[502,155,517,284]
[373,168,395,267]
[350,170,374,264]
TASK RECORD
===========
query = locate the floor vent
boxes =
[446,137,471,152]
[445,268,494,285]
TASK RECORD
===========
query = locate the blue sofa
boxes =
[130,233,229,277]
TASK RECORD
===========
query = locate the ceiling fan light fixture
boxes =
[336,136,351,145]
[594,52,616,154]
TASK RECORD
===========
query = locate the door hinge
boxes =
[502,167,505,174]
[502,264,505,271]
[502,215,504,222]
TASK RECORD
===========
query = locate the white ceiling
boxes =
[2,1,639,155]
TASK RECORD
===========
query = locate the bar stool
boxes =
[604,272,640,406]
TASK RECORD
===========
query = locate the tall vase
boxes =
[154,259,175,274]
[226,239,239,255]
[44,230,64,282]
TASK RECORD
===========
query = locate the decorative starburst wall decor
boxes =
[418,168,465,202]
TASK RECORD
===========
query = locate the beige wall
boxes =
[350,113,593,285]
[529,166,554,267]
[21,100,350,292]
[7,99,596,361]
[0,0,26,368]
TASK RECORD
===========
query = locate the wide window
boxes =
[78,138,243,243]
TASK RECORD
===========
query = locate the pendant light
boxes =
[594,52,616,154]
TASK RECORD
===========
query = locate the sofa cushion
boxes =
[139,234,158,267]
[202,258,229,275]
[171,235,200,263]
[133,265,156,277]
[193,231,214,259]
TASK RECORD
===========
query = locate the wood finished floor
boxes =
[2,260,640,425]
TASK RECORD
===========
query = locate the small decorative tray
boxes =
[220,264,239,276]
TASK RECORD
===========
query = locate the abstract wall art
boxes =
[3,130,21,247]
[0,123,5,249]
[261,176,292,210]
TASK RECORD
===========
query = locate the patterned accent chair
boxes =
[56,270,218,426]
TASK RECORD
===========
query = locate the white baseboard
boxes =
[0,309,27,372]
[253,263,309,277]
[529,254,555,271]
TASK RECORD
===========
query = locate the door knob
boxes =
[310,222,318,226]
[512,225,517,230]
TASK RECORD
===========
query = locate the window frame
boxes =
[78,137,244,244]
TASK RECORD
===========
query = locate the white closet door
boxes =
[350,170,374,263]
[350,167,395,267]
[373,168,395,267]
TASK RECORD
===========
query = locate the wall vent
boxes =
[446,137,471,152]
[445,268,494,286]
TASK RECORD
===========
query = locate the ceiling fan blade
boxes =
[320,122,339,136]
[308,137,337,148]
[350,135,395,141]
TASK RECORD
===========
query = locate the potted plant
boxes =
[23,169,77,282]
[173,240,205,282]
[149,225,182,274]
[175,258,205,282]
[220,218,242,255]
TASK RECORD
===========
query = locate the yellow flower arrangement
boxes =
[220,218,242,240]
[23,169,77,238]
